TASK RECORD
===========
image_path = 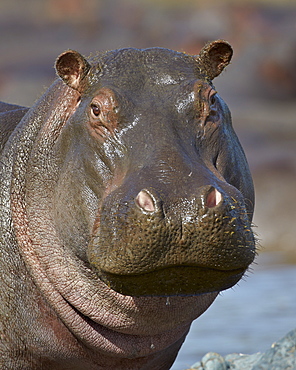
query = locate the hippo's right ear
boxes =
[55,50,91,91]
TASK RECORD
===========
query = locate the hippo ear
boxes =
[55,50,91,91]
[197,40,233,80]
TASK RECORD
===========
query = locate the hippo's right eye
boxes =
[91,104,101,118]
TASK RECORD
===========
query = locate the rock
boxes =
[187,329,296,369]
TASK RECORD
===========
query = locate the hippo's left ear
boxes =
[197,40,233,80]
[55,50,91,91]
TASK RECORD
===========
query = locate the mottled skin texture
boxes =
[0,41,255,369]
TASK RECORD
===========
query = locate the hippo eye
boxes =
[208,91,219,119]
[91,104,101,117]
[210,93,217,106]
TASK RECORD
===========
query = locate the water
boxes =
[171,258,296,370]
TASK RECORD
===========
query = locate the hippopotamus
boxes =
[0,40,255,369]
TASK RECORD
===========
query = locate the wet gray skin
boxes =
[0,41,255,369]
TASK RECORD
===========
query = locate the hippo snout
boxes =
[88,180,255,297]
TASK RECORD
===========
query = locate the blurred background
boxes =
[0,0,295,369]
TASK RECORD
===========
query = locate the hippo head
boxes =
[53,40,255,297]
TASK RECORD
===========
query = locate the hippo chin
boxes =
[0,40,255,369]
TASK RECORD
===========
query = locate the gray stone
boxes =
[188,329,296,369]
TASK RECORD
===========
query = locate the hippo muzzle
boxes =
[88,152,255,296]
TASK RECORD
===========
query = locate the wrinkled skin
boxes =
[0,41,255,369]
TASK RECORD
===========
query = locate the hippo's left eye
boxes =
[209,91,219,119]
[210,94,216,106]
[91,104,101,118]
[209,89,218,107]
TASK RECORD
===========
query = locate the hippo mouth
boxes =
[97,265,246,297]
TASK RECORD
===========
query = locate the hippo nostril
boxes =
[135,190,156,213]
[205,188,222,208]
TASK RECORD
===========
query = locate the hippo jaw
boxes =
[97,266,247,297]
